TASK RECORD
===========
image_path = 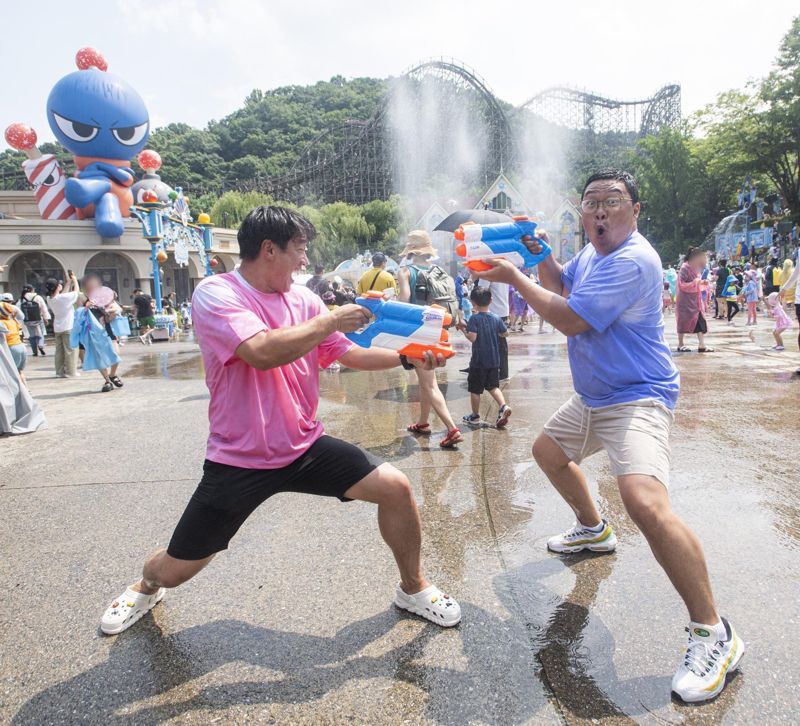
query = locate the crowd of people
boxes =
[0,273,198,433]
[667,248,799,361]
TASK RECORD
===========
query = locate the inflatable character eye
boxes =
[51,112,99,142]
[111,122,148,146]
[41,160,60,186]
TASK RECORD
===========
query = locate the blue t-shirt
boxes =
[466,311,506,369]
[562,231,680,409]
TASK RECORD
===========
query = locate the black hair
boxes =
[470,287,492,307]
[237,205,316,261]
[582,169,639,204]
[45,278,61,295]
[133,288,143,294]
[686,247,705,261]
[314,265,324,275]
[718,259,727,267]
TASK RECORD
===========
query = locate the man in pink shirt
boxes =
[100,206,460,634]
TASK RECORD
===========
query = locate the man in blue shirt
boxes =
[474,170,743,704]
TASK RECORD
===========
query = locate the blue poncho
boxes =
[70,308,120,371]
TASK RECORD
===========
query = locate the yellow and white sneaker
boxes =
[672,617,744,702]
[546,519,617,553]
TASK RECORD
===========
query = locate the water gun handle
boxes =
[345,294,383,347]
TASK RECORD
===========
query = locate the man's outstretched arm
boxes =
[236,305,369,370]
[473,260,590,337]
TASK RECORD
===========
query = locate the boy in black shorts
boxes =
[459,287,512,428]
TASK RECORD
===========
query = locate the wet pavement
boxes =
[1,314,799,724]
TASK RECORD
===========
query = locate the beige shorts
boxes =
[543,394,673,488]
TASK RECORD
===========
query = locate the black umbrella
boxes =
[433,209,510,233]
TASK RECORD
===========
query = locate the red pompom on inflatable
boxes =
[210,257,219,268]
[141,189,159,203]
[4,123,37,151]
[137,149,162,172]
[75,47,108,71]
[156,249,168,263]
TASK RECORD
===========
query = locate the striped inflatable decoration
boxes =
[21,154,76,220]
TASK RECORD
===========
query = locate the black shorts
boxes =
[795,304,800,323]
[467,366,500,395]
[167,436,382,560]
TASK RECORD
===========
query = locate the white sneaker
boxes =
[547,519,617,553]
[672,617,744,702]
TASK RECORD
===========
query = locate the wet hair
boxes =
[470,287,492,307]
[582,169,639,204]
[45,278,61,295]
[685,247,705,261]
[314,264,324,275]
[21,284,33,294]
[237,205,316,261]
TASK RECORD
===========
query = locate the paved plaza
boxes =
[2,317,798,725]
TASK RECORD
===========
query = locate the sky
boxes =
[2,0,797,145]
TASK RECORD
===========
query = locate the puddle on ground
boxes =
[124,352,205,380]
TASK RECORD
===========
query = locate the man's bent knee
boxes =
[533,433,571,472]
[344,464,413,505]
[621,485,672,534]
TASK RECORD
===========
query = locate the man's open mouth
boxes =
[596,225,606,237]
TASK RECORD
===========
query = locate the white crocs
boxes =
[100,586,165,635]
[394,584,461,627]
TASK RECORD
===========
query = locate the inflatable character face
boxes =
[46,68,149,159]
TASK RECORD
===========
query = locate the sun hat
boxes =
[400,230,437,258]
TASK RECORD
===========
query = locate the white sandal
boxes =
[394,584,461,627]
[100,586,165,635]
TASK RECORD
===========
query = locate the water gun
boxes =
[346,291,455,360]
[454,215,552,271]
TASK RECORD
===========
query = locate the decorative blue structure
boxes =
[129,198,214,312]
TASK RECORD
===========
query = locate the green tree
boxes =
[210,191,276,229]
[630,126,716,263]
[697,15,800,217]
[359,195,406,254]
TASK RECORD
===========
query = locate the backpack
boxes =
[20,296,41,322]
[409,265,458,322]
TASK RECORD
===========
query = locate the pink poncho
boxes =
[676,262,704,334]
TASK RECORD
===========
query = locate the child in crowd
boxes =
[743,271,759,326]
[662,281,673,314]
[508,283,528,332]
[460,287,511,428]
[767,292,792,351]
[722,274,741,324]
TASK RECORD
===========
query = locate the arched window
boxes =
[8,252,65,296]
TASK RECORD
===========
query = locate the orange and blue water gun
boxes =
[346,291,455,360]
[454,215,552,271]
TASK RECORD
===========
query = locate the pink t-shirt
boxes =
[191,270,352,469]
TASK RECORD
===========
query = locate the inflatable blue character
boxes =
[47,48,149,238]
